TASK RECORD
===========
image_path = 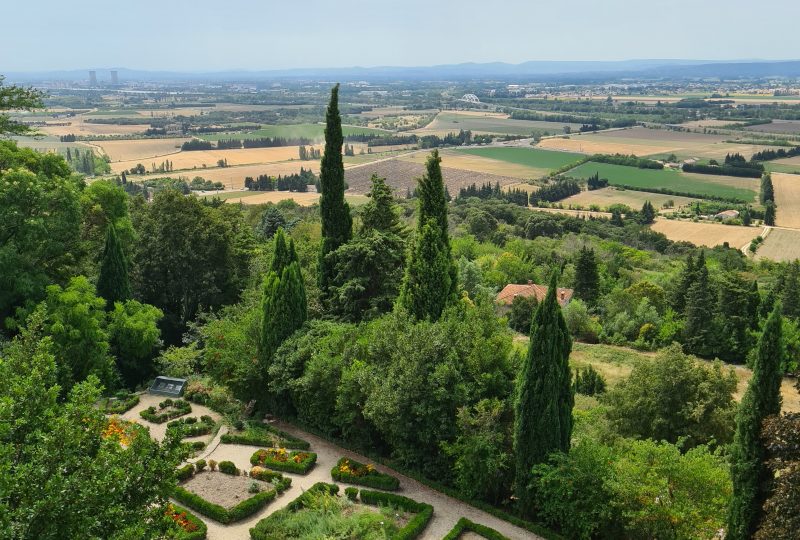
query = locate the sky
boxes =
[2,0,799,72]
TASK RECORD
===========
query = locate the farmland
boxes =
[110,145,307,173]
[755,228,800,262]
[414,111,584,137]
[198,123,389,141]
[650,219,763,248]
[565,162,758,202]
[131,160,321,190]
[560,186,698,211]
[91,138,190,162]
[217,191,369,206]
[771,172,800,228]
[457,146,583,171]
[741,119,800,134]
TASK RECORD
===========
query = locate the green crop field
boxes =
[766,162,800,175]
[424,112,584,136]
[567,162,758,202]
[199,123,390,142]
[458,147,584,170]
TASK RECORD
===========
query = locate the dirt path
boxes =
[172,417,542,539]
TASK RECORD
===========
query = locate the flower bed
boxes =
[442,517,510,540]
[167,415,216,438]
[250,483,433,540]
[99,391,140,414]
[164,503,207,540]
[172,468,290,525]
[250,448,317,474]
[220,421,310,449]
[331,457,400,491]
[140,398,192,423]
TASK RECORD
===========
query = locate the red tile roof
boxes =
[496,282,574,307]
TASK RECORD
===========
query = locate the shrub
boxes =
[574,365,607,396]
[218,461,239,475]
[172,484,277,525]
[359,489,434,540]
[285,482,340,512]
[443,517,510,540]
[248,481,261,494]
[168,415,216,438]
[331,457,400,490]
[250,448,317,474]
[208,459,217,471]
[164,503,208,540]
[177,464,195,482]
[194,459,206,472]
[100,392,140,414]
[249,466,283,483]
[219,421,310,449]
[139,399,192,423]
[345,486,359,501]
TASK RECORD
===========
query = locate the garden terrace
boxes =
[220,421,310,449]
[165,503,208,540]
[139,398,192,423]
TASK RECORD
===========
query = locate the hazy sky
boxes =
[3,0,799,71]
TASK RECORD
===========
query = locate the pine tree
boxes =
[318,84,352,302]
[672,252,697,313]
[781,261,800,319]
[360,174,403,235]
[684,250,716,356]
[573,246,599,306]
[717,272,752,362]
[398,150,458,320]
[513,272,574,515]
[726,305,784,540]
[96,224,131,309]
[639,200,656,224]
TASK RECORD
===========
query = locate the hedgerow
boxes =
[442,517,510,540]
[250,448,317,474]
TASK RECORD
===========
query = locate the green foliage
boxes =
[602,344,737,448]
[683,251,716,356]
[573,246,599,306]
[514,273,574,513]
[0,313,182,539]
[727,306,785,540]
[96,222,131,309]
[108,299,163,388]
[638,200,656,225]
[318,84,353,301]
[140,399,192,424]
[0,76,44,137]
[218,460,239,475]
[399,150,458,321]
[358,489,435,540]
[331,457,400,490]
[177,463,195,482]
[442,518,510,540]
[250,448,317,474]
[755,409,800,539]
[257,205,287,239]
[531,438,731,540]
[220,421,310,449]
[0,141,82,327]
[507,294,537,334]
[164,503,208,540]
[574,365,606,396]
[172,482,278,525]
[562,299,600,343]
[98,391,140,414]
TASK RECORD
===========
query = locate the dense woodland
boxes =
[1,78,799,540]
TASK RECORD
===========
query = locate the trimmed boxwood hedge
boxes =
[358,489,434,540]
[177,463,195,482]
[220,422,310,449]
[100,392,140,414]
[140,399,192,423]
[443,517,510,540]
[250,448,317,474]
[166,503,208,540]
[251,483,341,539]
[218,460,239,475]
[331,457,400,491]
[172,474,290,524]
[168,415,215,438]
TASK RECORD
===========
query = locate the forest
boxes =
[1,79,799,540]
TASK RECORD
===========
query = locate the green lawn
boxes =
[765,162,800,175]
[199,124,390,142]
[457,147,584,170]
[566,162,757,202]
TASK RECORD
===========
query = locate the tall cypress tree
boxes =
[726,305,784,540]
[780,260,800,319]
[96,224,130,309]
[573,246,599,306]
[318,83,352,301]
[684,250,716,356]
[513,272,574,514]
[671,252,696,313]
[398,150,458,320]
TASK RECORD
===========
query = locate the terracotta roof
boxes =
[496,282,574,307]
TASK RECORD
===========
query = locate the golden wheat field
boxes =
[651,219,763,248]
[132,161,322,190]
[39,121,151,137]
[537,135,677,156]
[770,173,800,229]
[755,228,800,262]
[92,138,190,162]
[110,146,308,173]
[399,149,545,179]
[561,187,698,211]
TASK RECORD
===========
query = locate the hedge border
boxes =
[140,399,192,424]
[167,415,215,438]
[220,422,310,450]
[331,457,400,491]
[279,418,563,540]
[166,503,208,540]
[358,489,434,540]
[443,517,510,540]
[100,393,140,414]
[172,470,290,524]
[250,448,317,474]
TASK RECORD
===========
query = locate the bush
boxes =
[167,415,215,438]
[249,466,286,484]
[331,457,400,490]
[218,461,239,475]
[194,459,207,472]
[250,448,317,474]
[219,421,310,449]
[443,517,510,540]
[574,365,607,396]
[208,459,217,471]
[284,482,340,512]
[359,489,434,540]
[173,483,277,525]
[345,486,359,501]
[177,463,195,482]
[100,393,140,414]
[248,481,261,494]
[139,399,192,423]
[164,503,208,540]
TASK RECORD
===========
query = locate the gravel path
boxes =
[123,395,542,539]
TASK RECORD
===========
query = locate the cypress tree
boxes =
[780,260,800,319]
[672,252,696,314]
[270,228,295,275]
[639,200,656,224]
[318,83,352,301]
[684,250,716,356]
[398,150,458,320]
[573,246,599,306]
[760,173,775,205]
[513,272,574,514]
[764,201,776,226]
[726,305,784,540]
[96,224,131,309]
[747,280,760,329]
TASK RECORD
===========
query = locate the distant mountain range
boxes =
[5,59,800,83]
